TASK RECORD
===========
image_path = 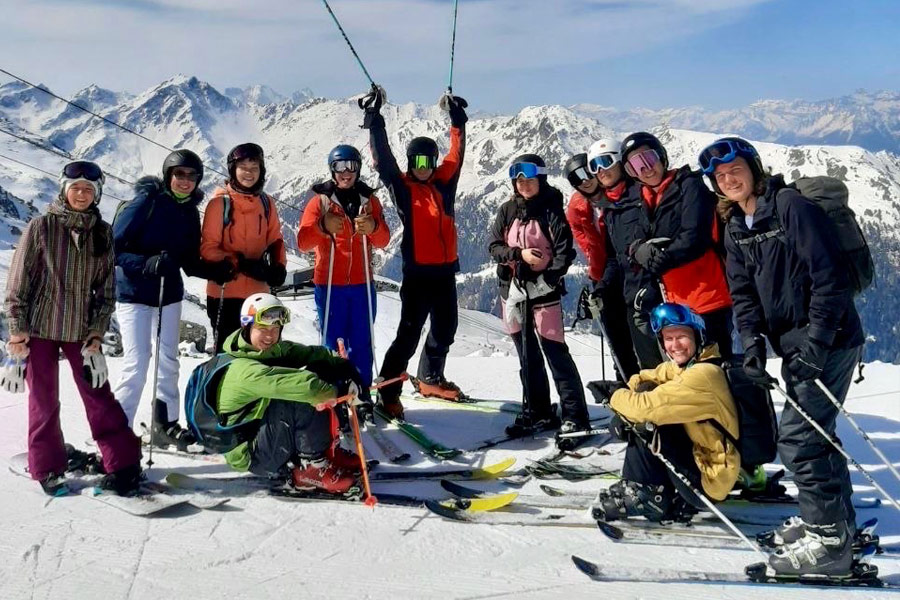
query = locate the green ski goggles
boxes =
[410,154,437,170]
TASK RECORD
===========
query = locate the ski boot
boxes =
[758,515,807,548]
[555,420,590,451]
[291,456,356,494]
[376,390,405,420]
[591,479,686,523]
[65,443,105,475]
[98,464,144,497]
[767,521,854,577]
[151,399,198,451]
[505,411,561,439]
[413,376,463,401]
[326,441,363,474]
[39,472,70,497]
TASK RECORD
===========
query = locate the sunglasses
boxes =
[63,161,104,182]
[588,154,618,173]
[240,305,291,328]
[624,149,660,178]
[508,162,547,180]
[331,160,360,174]
[411,154,437,170]
[171,168,201,182]
[698,139,756,174]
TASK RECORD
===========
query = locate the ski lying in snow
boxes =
[166,472,517,511]
[370,457,518,483]
[424,501,596,528]
[471,414,612,452]
[373,405,461,460]
[363,424,411,463]
[86,486,193,516]
[404,381,522,414]
[570,555,891,588]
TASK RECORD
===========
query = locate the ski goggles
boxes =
[171,168,201,182]
[567,166,593,187]
[588,154,619,173]
[698,139,756,174]
[230,143,264,163]
[410,154,437,170]
[240,305,291,328]
[62,160,104,182]
[508,162,548,180]
[650,302,705,335]
[330,159,360,174]
[623,149,661,178]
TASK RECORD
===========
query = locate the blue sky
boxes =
[2,0,898,112]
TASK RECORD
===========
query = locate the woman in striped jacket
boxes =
[3,161,142,496]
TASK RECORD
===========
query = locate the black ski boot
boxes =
[98,464,143,497]
[591,479,685,523]
[505,410,561,438]
[65,443,105,475]
[39,472,69,496]
[555,420,590,451]
[767,521,854,577]
[151,399,197,451]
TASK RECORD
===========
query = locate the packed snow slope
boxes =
[1,285,899,600]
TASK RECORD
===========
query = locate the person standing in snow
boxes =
[702,137,863,577]
[359,86,468,418]
[200,143,287,353]
[563,148,640,381]
[488,154,590,448]
[592,302,739,523]
[213,293,365,494]
[297,144,389,406]
[3,161,142,496]
[112,149,232,450]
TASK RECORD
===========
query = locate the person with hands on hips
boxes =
[4,161,142,496]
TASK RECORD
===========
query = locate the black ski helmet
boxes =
[406,136,439,172]
[510,153,548,181]
[564,153,591,188]
[700,136,765,194]
[227,143,266,194]
[162,149,204,193]
[620,132,668,170]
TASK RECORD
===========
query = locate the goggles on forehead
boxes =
[588,154,619,173]
[623,149,660,178]
[63,161,104,182]
[331,160,360,174]
[650,302,705,335]
[698,139,756,174]
[410,154,437,170]
[508,162,547,180]
[230,143,264,162]
[240,305,291,328]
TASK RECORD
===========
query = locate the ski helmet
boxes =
[406,137,439,172]
[327,144,362,179]
[620,132,668,171]
[509,153,548,181]
[162,149,204,193]
[587,138,622,174]
[227,143,266,193]
[564,153,592,188]
[59,160,105,204]
[698,137,765,193]
[240,293,290,328]
[650,302,707,348]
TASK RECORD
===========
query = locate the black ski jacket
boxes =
[723,175,864,356]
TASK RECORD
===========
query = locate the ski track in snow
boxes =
[1,291,898,599]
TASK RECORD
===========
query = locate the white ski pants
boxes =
[112,301,182,427]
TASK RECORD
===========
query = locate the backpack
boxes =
[708,358,778,470]
[222,191,271,229]
[733,176,874,295]
[184,354,260,453]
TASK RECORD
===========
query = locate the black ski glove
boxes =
[143,251,177,277]
[360,85,386,129]
[208,259,236,285]
[442,94,469,126]
[587,380,626,405]
[629,240,665,274]
[742,336,775,388]
[238,254,269,282]
[787,338,830,382]
[266,263,287,288]
[261,240,287,287]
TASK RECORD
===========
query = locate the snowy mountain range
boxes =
[0,75,898,361]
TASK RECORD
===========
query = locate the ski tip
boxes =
[596,520,625,541]
[539,484,566,497]
[571,555,601,578]
[440,479,484,498]
[425,499,471,522]
[474,457,516,478]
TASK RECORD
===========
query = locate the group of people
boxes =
[2,86,865,578]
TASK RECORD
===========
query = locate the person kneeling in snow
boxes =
[215,293,368,494]
[591,302,740,523]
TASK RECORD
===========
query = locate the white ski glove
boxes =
[81,344,108,389]
[505,279,527,327]
[0,356,26,393]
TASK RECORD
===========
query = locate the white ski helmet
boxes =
[587,138,622,174]
[240,293,290,328]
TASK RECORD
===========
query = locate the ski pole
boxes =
[320,0,376,86]
[595,316,627,384]
[771,383,900,514]
[337,339,376,507]
[147,275,166,469]
[321,236,336,346]
[639,423,768,560]
[212,282,226,353]
[814,378,900,486]
[446,0,459,94]
[361,234,380,374]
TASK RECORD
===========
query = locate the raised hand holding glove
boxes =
[787,338,829,382]
[441,94,468,126]
[81,342,108,389]
[358,84,386,111]
[0,355,26,393]
[143,251,176,277]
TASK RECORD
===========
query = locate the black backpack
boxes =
[184,354,260,453]
[733,176,874,295]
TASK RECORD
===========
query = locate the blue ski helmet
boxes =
[328,144,362,168]
[650,302,707,347]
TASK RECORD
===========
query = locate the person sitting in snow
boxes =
[213,293,366,494]
[591,302,740,523]
[3,160,142,496]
